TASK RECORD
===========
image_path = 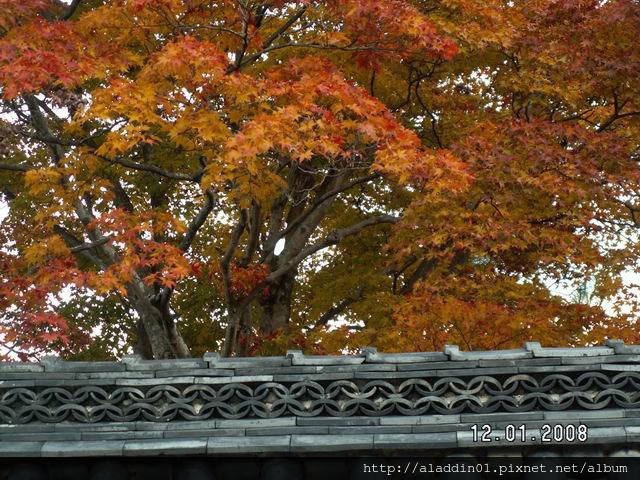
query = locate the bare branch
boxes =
[174,25,244,38]
[240,200,261,266]
[59,0,83,20]
[400,250,469,295]
[263,6,308,50]
[390,255,417,294]
[69,237,111,253]
[53,225,105,268]
[313,286,365,329]
[179,189,216,252]
[97,155,200,182]
[267,215,398,284]
[415,79,443,148]
[112,180,135,213]
[156,189,216,309]
[399,257,438,295]
[0,163,28,172]
[232,6,308,71]
[261,192,288,261]
[275,172,380,248]
[221,210,248,307]
[597,91,639,132]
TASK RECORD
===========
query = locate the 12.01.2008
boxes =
[470,424,588,443]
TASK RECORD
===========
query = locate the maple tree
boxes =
[0,0,639,359]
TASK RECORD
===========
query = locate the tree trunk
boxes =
[127,286,190,359]
[260,270,296,335]
[220,271,297,357]
[133,319,154,358]
[222,310,242,357]
[236,309,252,356]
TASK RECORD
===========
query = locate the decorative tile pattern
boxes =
[2,372,640,424]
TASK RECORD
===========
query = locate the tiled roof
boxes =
[1,340,640,457]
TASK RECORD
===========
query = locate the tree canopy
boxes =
[0,0,639,359]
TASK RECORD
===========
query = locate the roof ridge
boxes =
[1,340,638,371]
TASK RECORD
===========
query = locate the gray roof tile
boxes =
[380,415,460,426]
[0,372,74,380]
[524,342,614,357]
[0,424,55,434]
[54,423,131,432]
[583,427,627,445]
[123,438,207,456]
[0,432,81,442]
[362,348,447,364]
[602,364,640,371]
[195,375,273,384]
[123,356,206,371]
[82,431,165,441]
[273,372,354,382]
[0,362,44,373]
[155,368,234,377]
[297,417,379,427]
[207,435,290,454]
[291,434,372,452]
[518,364,602,373]
[246,426,328,436]
[319,364,396,373]
[435,366,519,377]
[606,340,640,355]
[0,442,43,457]
[287,350,364,366]
[216,418,296,429]
[329,425,412,435]
[204,353,290,368]
[164,428,245,438]
[0,379,35,387]
[460,412,544,423]
[544,410,626,420]
[34,378,116,386]
[75,371,153,379]
[624,426,640,442]
[115,376,195,386]
[375,432,457,449]
[42,440,124,457]
[445,345,532,361]
[412,423,473,433]
[397,361,478,371]
[42,357,124,372]
[234,366,319,376]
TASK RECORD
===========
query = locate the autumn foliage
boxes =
[0,0,639,359]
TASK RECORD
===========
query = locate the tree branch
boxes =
[112,180,135,213]
[312,286,365,329]
[0,163,28,172]
[399,257,438,295]
[179,189,216,252]
[221,210,248,307]
[267,215,398,285]
[240,200,261,266]
[226,214,399,338]
[400,250,469,295]
[97,155,201,182]
[232,6,307,72]
[276,172,380,243]
[53,225,106,268]
[69,236,111,253]
[261,192,287,261]
[63,0,83,19]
